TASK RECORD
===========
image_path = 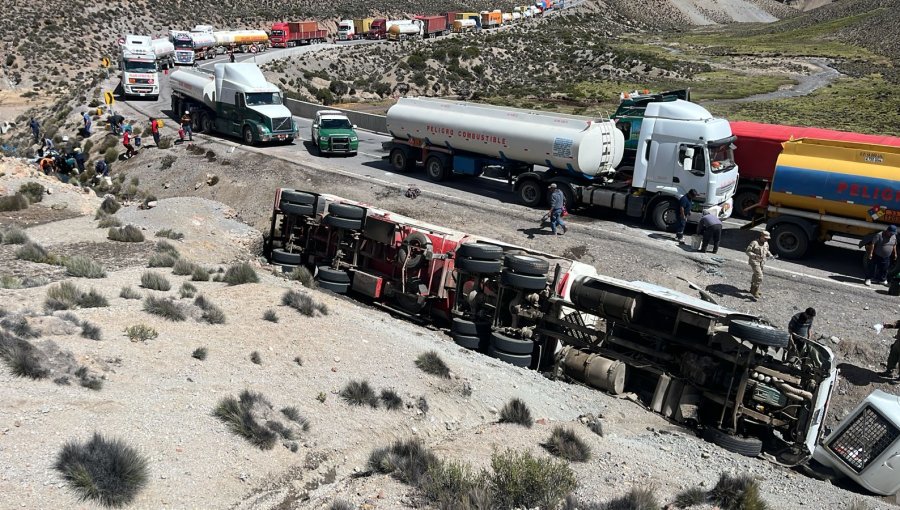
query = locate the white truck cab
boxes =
[337,20,355,40]
[120,35,159,100]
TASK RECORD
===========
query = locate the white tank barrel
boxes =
[386,97,625,177]
[452,19,477,31]
[170,69,215,105]
[151,38,174,58]
[188,33,215,48]
[389,23,422,36]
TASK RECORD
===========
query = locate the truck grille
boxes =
[272,117,292,132]
[134,78,153,84]
[826,406,900,473]
[717,181,735,195]
[175,52,193,63]
[330,136,351,152]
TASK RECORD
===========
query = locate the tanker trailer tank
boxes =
[764,138,900,259]
[385,97,624,178]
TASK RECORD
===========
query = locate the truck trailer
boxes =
[387,20,423,41]
[119,35,159,100]
[169,63,296,145]
[383,97,737,231]
[416,15,450,37]
[730,121,900,219]
[353,18,375,38]
[759,138,900,259]
[270,21,327,47]
[266,187,900,496]
[151,38,175,70]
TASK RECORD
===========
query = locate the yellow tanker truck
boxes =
[761,139,900,259]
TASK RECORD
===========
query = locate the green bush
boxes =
[18,182,45,203]
[287,266,315,288]
[708,473,769,510]
[223,262,258,285]
[104,147,118,164]
[368,438,437,485]
[192,347,207,360]
[341,380,379,408]
[191,267,210,281]
[263,309,278,322]
[213,390,296,450]
[2,227,28,244]
[124,324,158,342]
[602,487,660,510]
[64,256,106,278]
[155,228,183,240]
[108,225,145,243]
[15,242,50,263]
[155,240,179,258]
[179,282,197,299]
[380,389,403,411]
[282,290,328,316]
[45,282,108,310]
[489,449,575,510]
[119,286,142,300]
[0,194,29,212]
[98,196,121,215]
[140,271,170,291]
[97,215,122,228]
[172,259,199,276]
[195,295,225,324]
[55,433,149,507]
[148,253,176,268]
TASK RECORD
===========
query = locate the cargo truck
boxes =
[416,15,450,37]
[452,18,478,33]
[383,97,737,230]
[119,35,160,100]
[266,187,900,496]
[151,38,175,70]
[353,18,375,38]
[192,25,268,54]
[337,20,356,40]
[270,21,327,47]
[730,121,900,219]
[481,10,503,28]
[169,63,296,145]
[756,139,900,259]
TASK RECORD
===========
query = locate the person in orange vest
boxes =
[150,117,161,147]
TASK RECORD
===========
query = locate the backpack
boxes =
[156,119,164,129]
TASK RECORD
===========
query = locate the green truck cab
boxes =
[311,110,359,156]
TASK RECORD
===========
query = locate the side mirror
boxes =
[312,123,318,128]
[352,125,358,129]
[682,158,693,172]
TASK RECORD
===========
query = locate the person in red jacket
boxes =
[122,130,137,159]
[150,117,160,147]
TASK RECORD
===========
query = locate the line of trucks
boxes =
[265,186,900,497]
[161,61,900,266]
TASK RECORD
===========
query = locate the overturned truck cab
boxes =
[266,188,899,494]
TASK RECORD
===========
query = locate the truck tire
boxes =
[728,320,790,348]
[425,156,449,182]
[732,189,761,219]
[451,318,491,336]
[500,269,547,291]
[328,203,365,220]
[770,223,809,259]
[390,148,414,173]
[317,279,349,294]
[490,332,534,355]
[518,179,544,208]
[456,242,503,260]
[456,257,501,273]
[317,266,351,284]
[453,333,483,350]
[398,232,432,269]
[504,254,549,276]
[487,346,532,368]
[702,428,763,457]
[324,215,362,230]
[243,126,254,145]
[279,201,314,216]
[202,114,214,133]
[171,97,181,116]
[271,248,302,265]
[651,199,678,231]
[280,190,316,205]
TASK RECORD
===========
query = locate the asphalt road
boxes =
[118,47,872,289]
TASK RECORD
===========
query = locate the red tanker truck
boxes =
[730,121,900,218]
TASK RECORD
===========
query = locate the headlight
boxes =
[320,136,328,141]
[350,137,358,141]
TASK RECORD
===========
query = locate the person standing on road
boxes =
[548,183,567,236]
[181,111,193,141]
[82,111,92,136]
[229,51,235,63]
[676,189,697,243]
[865,225,898,286]
[697,208,723,253]
[789,307,816,341]
[29,117,40,143]
[746,230,773,299]
[880,320,900,379]
[150,117,161,147]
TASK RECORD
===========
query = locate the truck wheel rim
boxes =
[778,233,798,252]
[392,152,405,169]
[427,160,441,178]
[522,185,537,202]
[244,129,252,143]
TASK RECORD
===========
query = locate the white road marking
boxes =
[360,152,382,158]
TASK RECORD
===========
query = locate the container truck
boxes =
[730,121,900,219]
[387,20,423,41]
[269,21,327,47]
[151,38,175,70]
[757,139,900,259]
[416,15,450,37]
[481,10,503,28]
[266,187,900,496]
[353,18,375,38]
[169,63,296,145]
[456,12,482,27]
[119,35,159,100]
[383,97,737,230]
[337,20,356,40]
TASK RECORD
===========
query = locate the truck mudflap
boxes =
[813,390,900,495]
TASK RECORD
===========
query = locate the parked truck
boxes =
[452,18,478,33]
[337,20,356,40]
[756,139,900,259]
[730,121,900,219]
[169,63,296,145]
[416,15,450,37]
[266,187,900,496]
[353,18,375,38]
[383,97,737,230]
[481,10,503,28]
[170,31,195,65]
[368,19,388,39]
[270,21,327,47]
[186,27,217,60]
[119,35,160,100]
[151,38,175,70]
[387,20,423,41]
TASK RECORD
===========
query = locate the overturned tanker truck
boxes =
[266,188,900,496]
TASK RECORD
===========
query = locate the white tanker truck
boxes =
[387,20,423,41]
[383,97,738,230]
[170,63,296,145]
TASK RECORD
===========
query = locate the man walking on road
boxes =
[697,208,723,253]
[746,230,773,299]
[676,189,697,243]
[180,111,193,141]
[548,183,567,236]
[865,225,898,286]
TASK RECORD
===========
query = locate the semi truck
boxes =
[452,18,478,33]
[151,38,175,70]
[387,20,424,41]
[481,10,503,28]
[730,121,900,219]
[353,18,375,38]
[265,187,900,496]
[185,28,217,60]
[270,21,327,47]
[383,97,737,230]
[756,139,900,259]
[170,31,196,65]
[337,20,356,40]
[368,19,388,39]
[119,35,159,100]
[169,63,296,145]
[416,15,450,37]
[191,25,268,54]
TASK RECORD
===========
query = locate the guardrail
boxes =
[284,98,388,134]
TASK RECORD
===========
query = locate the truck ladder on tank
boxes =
[560,310,594,345]
[594,113,614,171]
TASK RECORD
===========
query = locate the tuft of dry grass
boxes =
[499,398,533,428]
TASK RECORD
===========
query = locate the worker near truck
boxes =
[81,112,92,136]
[746,231,773,299]
[865,225,898,287]
[676,189,698,243]
[880,320,900,379]
[697,208,723,254]
[180,111,193,141]
[548,183,567,236]
[149,117,160,147]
